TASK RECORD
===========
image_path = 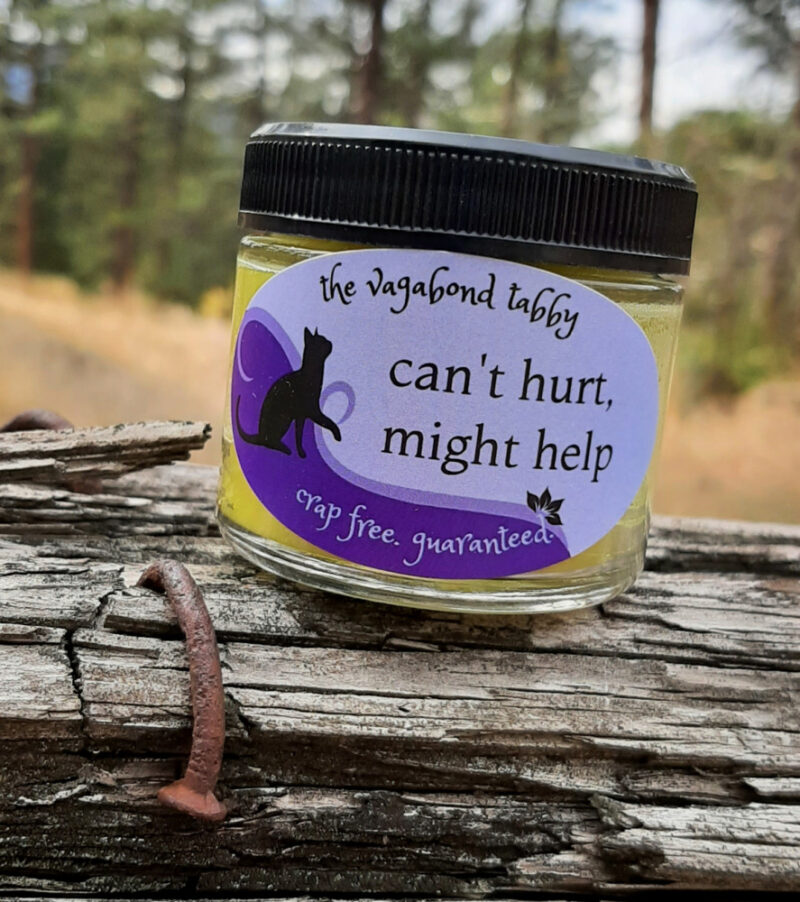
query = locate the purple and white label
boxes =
[232,249,658,579]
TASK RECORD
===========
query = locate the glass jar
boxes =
[218,123,696,614]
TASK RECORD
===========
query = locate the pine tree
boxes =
[502,0,534,137]
[0,0,74,275]
[731,0,800,348]
[349,0,388,124]
[467,0,614,142]
[638,0,660,145]
[0,0,618,304]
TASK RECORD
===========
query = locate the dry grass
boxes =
[0,272,229,464]
[1,270,798,523]
[656,377,800,523]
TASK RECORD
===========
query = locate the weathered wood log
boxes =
[0,426,798,896]
[0,420,211,485]
[649,514,800,576]
[0,466,217,535]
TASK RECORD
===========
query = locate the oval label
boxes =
[231,249,658,579]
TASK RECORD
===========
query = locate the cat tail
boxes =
[234,396,263,445]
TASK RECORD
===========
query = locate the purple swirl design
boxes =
[231,308,570,579]
[320,381,356,424]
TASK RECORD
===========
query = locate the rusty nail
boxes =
[137,560,227,823]
[0,408,74,432]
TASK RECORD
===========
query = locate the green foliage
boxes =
[1,0,616,304]
[732,0,800,72]
[663,110,799,396]
[462,15,614,141]
[0,0,799,399]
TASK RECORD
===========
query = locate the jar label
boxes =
[232,249,659,579]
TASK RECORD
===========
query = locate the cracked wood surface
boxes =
[0,420,210,488]
[0,458,799,896]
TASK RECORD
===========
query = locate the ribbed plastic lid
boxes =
[239,122,697,275]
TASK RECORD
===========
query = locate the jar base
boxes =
[218,514,642,615]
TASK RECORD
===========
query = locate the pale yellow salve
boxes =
[217,234,682,595]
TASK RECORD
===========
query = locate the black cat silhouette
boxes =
[235,327,342,458]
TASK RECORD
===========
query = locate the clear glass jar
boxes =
[218,123,695,614]
[218,233,683,614]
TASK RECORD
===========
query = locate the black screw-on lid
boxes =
[239,122,697,275]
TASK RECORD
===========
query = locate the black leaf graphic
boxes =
[526,487,565,527]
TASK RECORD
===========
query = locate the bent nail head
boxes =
[137,560,227,823]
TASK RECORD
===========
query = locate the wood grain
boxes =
[0,420,210,486]
[0,443,798,895]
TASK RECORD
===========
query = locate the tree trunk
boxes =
[501,0,534,138]
[638,0,660,143]
[157,12,195,286]
[247,0,270,130]
[764,166,800,349]
[170,26,193,177]
[537,0,567,143]
[763,35,800,349]
[402,0,433,128]
[15,131,38,277]
[352,0,387,125]
[759,35,800,350]
[706,196,753,394]
[111,110,142,295]
[792,35,800,130]
[14,6,44,278]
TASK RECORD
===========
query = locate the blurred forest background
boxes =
[0,0,799,521]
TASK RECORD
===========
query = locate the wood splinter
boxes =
[137,560,227,823]
[0,408,101,493]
